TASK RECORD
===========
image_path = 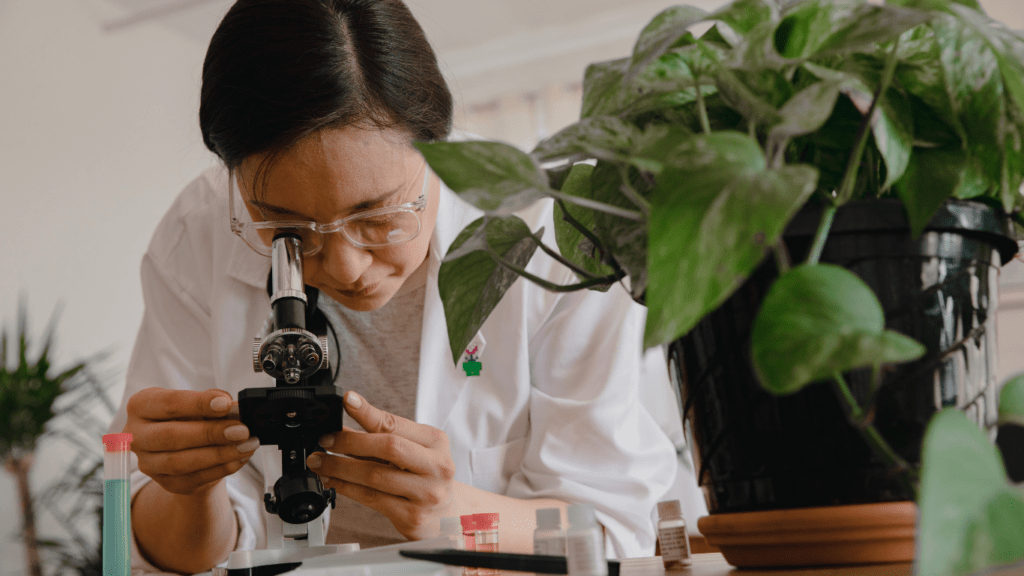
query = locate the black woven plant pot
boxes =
[668,199,1018,514]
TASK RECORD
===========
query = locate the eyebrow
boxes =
[248,187,402,219]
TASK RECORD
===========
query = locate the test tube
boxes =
[103,433,133,576]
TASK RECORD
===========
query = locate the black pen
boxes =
[399,549,622,575]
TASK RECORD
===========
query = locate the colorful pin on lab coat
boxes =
[463,345,482,376]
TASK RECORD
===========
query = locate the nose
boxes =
[307,231,374,288]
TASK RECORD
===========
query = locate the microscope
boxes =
[223,233,355,575]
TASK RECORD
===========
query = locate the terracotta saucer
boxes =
[696,501,917,568]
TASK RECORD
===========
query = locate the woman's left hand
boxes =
[308,391,457,540]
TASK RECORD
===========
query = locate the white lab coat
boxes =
[109,165,678,574]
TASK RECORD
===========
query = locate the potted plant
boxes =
[415,0,1024,572]
[1,300,109,576]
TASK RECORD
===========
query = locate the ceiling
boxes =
[102,0,732,104]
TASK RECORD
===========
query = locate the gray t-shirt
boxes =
[317,268,426,548]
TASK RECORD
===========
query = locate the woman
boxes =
[109,1,677,574]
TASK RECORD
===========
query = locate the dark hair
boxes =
[199,0,452,172]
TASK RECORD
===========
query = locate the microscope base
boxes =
[220,543,360,576]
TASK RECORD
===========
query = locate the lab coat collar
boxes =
[417,180,489,427]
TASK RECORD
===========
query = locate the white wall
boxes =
[0,1,215,572]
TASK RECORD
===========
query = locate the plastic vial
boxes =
[460,514,478,576]
[656,500,692,568]
[565,504,607,576]
[473,512,500,553]
[533,507,566,556]
[474,513,500,576]
[102,433,133,576]
[441,516,465,550]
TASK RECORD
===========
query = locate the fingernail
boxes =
[346,392,363,409]
[211,396,230,412]
[240,456,251,464]
[236,437,260,453]
[225,424,249,442]
[319,434,335,449]
[308,454,322,469]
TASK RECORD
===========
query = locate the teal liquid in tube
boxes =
[102,433,133,576]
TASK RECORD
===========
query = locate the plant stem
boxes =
[832,372,919,498]
[555,199,627,277]
[5,455,43,576]
[547,190,645,221]
[616,165,651,217]
[534,237,602,280]
[695,83,712,135]
[836,37,902,204]
[484,241,625,292]
[773,240,792,274]
[806,203,838,265]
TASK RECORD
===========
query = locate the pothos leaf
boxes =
[917,408,1024,576]
[894,146,970,237]
[588,161,648,300]
[645,131,820,347]
[948,4,1024,211]
[953,491,1024,575]
[802,62,914,188]
[532,116,641,164]
[774,0,864,59]
[582,57,630,119]
[711,0,776,36]
[715,67,784,128]
[750,264,926,395]
[999,374,1024,427]
[628,5,710,84]
[813,4,933,57]
[888,0,984,10]
[438,216,542,364]
[552,164,615,289]
[767,79,844,153]
[415,141,549,216]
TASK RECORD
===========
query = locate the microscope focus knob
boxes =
[252,338,263,373]
[298,343,319,367]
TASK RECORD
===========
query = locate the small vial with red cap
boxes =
[473,512,500,576]
[460,514,478,576]
[103,433,133,576]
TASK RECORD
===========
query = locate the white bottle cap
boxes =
[657,500,682,520]
[567,503,597,528]
[536,507,562,530]
[440,516,461,536]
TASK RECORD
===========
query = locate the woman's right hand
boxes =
[124,387,259,495]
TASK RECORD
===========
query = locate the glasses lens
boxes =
[244,225,322,256]
[344,211,420,247]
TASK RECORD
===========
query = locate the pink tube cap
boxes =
[102,433,133,452]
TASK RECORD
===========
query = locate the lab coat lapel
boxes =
[415,181,487,429]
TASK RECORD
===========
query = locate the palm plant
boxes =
[1,299,108,576]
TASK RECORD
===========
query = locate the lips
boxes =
[336,283,380,298]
